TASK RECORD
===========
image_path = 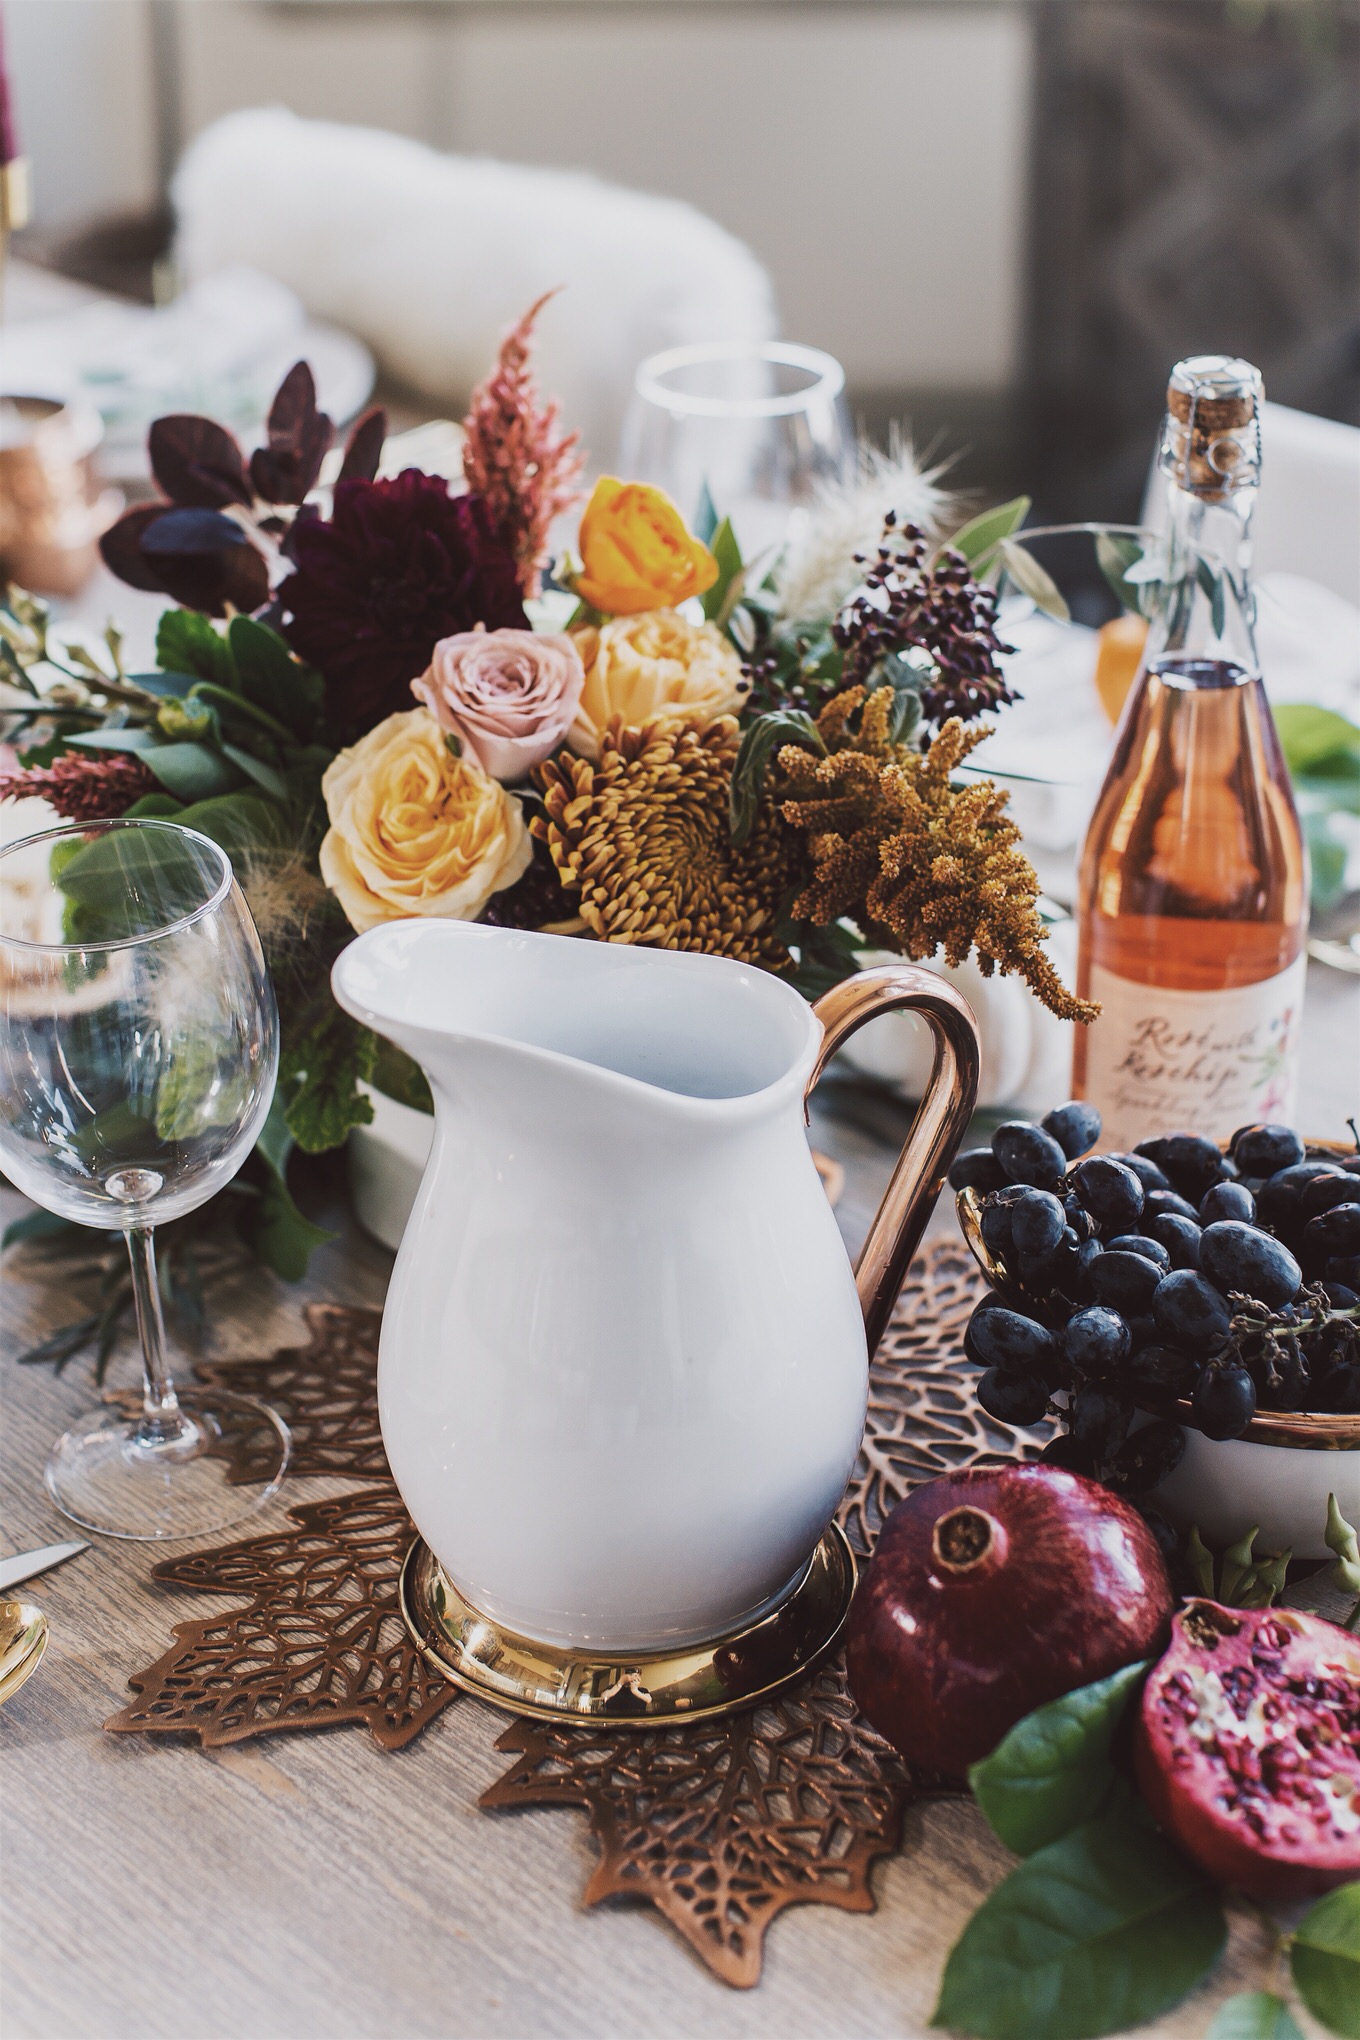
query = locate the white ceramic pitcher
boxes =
[333,922,979,1653]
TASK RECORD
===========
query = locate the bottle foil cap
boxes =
[1161,356,1263,500]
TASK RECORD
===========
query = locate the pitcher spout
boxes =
[331,918,820,1112]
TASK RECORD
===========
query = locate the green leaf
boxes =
[123,791,185,820]
[1197,558,1228,638]
[729,709,822,847]
[371,1039,434,1116]
[1187,1524,1217,1598]
[788,918,862,1000]
[1303,811,1352,915]
[124,668,207,699]
[242,1097,333,1281]
[1238,1545,1290,1607]
[968,1661,1149,1857]
[931,1814,1226,2040]
[701,514,745,625]
[1275,704,1360,776]
[66,726,162,753]
[2,1207,80,1249]
[17,1314,102,1371]
[947,496,1032,570]
[227,616,323,740]
[1207,1992,1305,2040]
[281,1001,377,1153]
[867,648,929,743]
[1323,1492,1360,1597]
[1220,1523,1262,1604]
[693,479,719,547]
[155,608,236,690]
[167,789,284,865]
[1095,533,1148,615]
[998,539,1071,622]
[155,1034,254,1142]
[54,825,222,945]
[68,1099,156,1171]
[66,727,238,802]
[219,741,288,800]
[141,742,244,803]
[1291,1884,1360,2038]
[16,731,81,768]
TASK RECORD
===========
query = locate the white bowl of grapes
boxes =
[952,1108,1360,1560]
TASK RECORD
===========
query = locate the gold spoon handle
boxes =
[0,1599,49,1706]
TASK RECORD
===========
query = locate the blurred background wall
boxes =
[6,0,1358,529]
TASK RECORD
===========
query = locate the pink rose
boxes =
[412,627,585,783]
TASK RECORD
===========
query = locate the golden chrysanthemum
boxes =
[535,716,793,968]
[777,686,1097,1022]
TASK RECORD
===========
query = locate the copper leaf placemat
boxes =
[108,1242,1045,1986]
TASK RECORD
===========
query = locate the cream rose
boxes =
[412,627,585,783]
[567,610,744,761]
[320,709,531,933]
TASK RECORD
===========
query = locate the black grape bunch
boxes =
[950,1108,1360,1535]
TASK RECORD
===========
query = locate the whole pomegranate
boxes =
[1135,1600,1360,1902]
[845,1464,1173,1776]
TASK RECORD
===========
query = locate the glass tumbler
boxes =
[619,340,853,563]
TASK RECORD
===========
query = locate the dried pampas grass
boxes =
[773,432,952,625]
[237,844,334,985]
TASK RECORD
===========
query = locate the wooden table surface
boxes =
[2,965,1357,2040]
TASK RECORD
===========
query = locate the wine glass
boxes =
[620,340,853,564]
[0,817,291,1539]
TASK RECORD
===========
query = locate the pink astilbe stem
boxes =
[0,751,158,822]
[462,289,585,600]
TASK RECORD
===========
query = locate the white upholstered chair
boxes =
[172,107,778,471]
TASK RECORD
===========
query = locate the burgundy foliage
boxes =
[139,507,271,614]
[147,413,253,509]
[337,406,387,485]
[99,359,353,619]
[248,362,333,506]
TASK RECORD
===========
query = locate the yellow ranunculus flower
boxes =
[574,477,719,615]
[319,709,531,933]
[567,610,745,761]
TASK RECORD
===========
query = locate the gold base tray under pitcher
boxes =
[398,1524,857,1725]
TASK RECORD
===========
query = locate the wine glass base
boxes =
[44,1390,291,1542]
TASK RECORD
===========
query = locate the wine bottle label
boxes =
[1082,958,1305,1150]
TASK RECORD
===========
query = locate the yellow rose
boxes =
[574,477,718,615]
[568,610,745,761]
[319,709,531,933]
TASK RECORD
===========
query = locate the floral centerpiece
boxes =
[0,297,1093,1295]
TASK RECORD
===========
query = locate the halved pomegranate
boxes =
[1135,1600,1360,1902]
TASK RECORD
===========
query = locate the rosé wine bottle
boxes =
[1073,356,1308,1149]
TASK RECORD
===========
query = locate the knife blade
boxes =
[0,1540,89,1593]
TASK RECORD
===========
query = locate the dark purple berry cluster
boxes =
[949,1109,1360,1506]
[834,518,1017,725]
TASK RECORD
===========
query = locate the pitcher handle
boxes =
[809,967,981,1357]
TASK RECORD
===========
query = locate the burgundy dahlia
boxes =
[277,470,529,737]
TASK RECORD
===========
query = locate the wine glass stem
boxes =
[123,1225,185,1441]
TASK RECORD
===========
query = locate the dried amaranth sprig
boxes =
[775,685,1096,1022]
